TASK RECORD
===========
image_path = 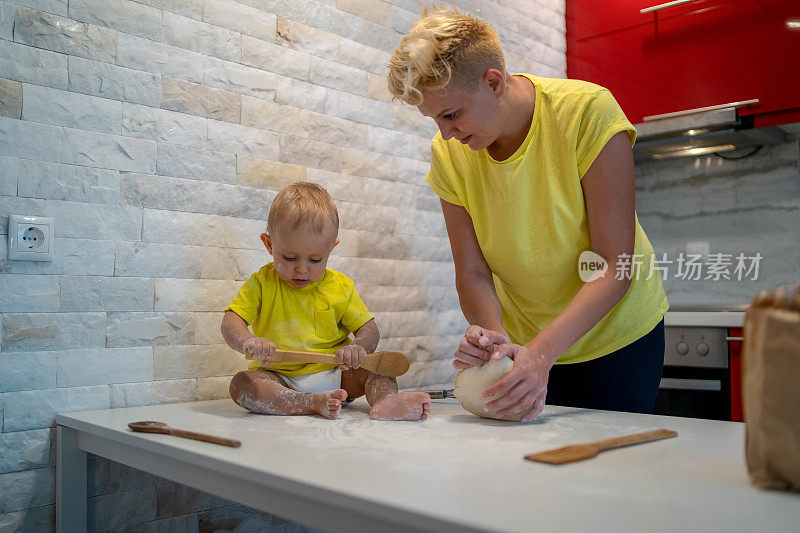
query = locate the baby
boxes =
[222,182,431,420]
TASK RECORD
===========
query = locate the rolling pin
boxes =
[247,349,411,377]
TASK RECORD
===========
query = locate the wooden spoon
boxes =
[128,421,241,448]
[250,349,411,377]
[525,429,677,465]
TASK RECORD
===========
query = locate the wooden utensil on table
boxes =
[250,349,411,377]
[128,421,241,448]
[525,429,677,465]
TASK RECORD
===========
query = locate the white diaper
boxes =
[277,368,342,394]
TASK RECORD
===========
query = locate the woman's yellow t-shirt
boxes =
[226,263,375,376]
[426,74,669,365]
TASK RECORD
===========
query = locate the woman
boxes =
[388,6,669,422]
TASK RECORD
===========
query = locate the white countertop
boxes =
[665,310,745,328]
[56,398,799,532]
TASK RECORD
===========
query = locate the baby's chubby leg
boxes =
[229,370,347,419]
[342,368,431,421]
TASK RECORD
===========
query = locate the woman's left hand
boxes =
[482,343,554,423]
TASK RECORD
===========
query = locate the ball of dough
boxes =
[453,357,523,422]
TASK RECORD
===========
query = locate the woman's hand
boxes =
[336,344,367,370]
[482,344,553,423]
[453,325,510,369]
[242,337,276,365]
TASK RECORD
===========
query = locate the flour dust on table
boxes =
[454,356,524,421]
[270,398,646,473]
[275,399,519,471]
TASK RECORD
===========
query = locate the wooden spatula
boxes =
[128,421,241,447]
[525,429,677,465]
[251,349,411,377]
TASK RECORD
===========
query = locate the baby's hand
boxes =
[242,337,276,365]
[335,344,367,370]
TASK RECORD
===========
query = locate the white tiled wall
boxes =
[0,0,566,530]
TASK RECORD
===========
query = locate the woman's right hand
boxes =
[453,325,510,369]
[242,337,276,365]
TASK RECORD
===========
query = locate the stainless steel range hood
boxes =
[632,100,787,161]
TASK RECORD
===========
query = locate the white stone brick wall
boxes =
[0,0,566,529]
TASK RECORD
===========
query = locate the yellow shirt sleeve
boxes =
[341,285,374,333]
[575,88,637,179]
[425,137,463,206]
[224,271,262,325]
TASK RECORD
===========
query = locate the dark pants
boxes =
[545,319,665,414]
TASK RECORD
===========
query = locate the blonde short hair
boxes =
[387,5,506,105]
[267,182,339,236]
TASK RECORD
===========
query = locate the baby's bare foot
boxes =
[370,392,431,421]
[315,389,348,419]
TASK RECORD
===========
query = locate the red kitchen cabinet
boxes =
[567,0,800,126]
[569,0,738,41]
[729,327,744,423]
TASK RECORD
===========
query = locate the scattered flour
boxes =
[225,398,660,473]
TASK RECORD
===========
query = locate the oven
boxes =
[653,326,731,421]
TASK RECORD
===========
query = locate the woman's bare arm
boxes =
[440,199,506,335]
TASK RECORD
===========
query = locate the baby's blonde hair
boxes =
[387,4,506,105]
[267,182,339,237]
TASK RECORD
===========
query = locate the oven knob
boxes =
[677,342,689,355]
[697,342,710,356]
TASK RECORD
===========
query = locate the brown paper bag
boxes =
[742,283,800,492]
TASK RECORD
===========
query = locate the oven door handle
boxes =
[659,378,722,391]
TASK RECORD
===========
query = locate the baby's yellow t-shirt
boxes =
[426,74,669,365]
[225,263,375,376]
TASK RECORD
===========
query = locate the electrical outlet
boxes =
[8,215,55,261]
